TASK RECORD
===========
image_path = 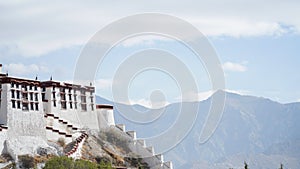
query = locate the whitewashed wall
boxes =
[0,84,9,125]
[96,108,115,129]
[0,130,7,153]
[43,85,98,130]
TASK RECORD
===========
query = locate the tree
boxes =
[279,163,283,169]
[244,161,248,169]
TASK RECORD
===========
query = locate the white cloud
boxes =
[120,35,170,47]
[222,61,248,72]
[129,98,170,109]
[225,89,251,96]
[3,63,49,76]
[189,17,291,37]
[175,90,215,102]
[95,79,112,90]
[0,1,299,57]
[297,99,300,102]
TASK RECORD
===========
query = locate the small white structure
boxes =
[96,105,115,128]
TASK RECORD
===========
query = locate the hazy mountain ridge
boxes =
[96,92,300,168]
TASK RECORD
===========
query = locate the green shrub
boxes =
[43,156,114,169]
[73,159,98,169]
[44,156,73,169]
[98,160,113,169]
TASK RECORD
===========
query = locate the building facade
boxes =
[0,73,98,128]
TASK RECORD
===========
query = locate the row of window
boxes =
[10,99,93,111]
[41,86,93,95]
[55,101,94,111]
[12,90,94,103]
[12,100,39,111]
[59,93,94,103]
[11,83,38,91]
[11,90,38,101]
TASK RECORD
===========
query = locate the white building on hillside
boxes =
[0,64,172,169]
[0,63,115,156]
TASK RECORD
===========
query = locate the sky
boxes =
[0,0,299,106]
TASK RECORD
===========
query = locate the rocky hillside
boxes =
[0,126,151,169]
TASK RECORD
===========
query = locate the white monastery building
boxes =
[0,64,115,157]
[0,64,172,169]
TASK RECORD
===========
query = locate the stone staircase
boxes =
[44,113,82,142]
[45,126,72,138]
[44,113,80,131]
[65,132,88,159]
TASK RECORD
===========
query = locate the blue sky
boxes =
[0,0,299,106]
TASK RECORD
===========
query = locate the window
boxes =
[91,104,94,111]
[12,100,16,108]
[52,92,56,99]
[11,90,15,98]
[16,91,20,99]
[22,85,27,91]
[60,88,65,93]
[42,87,46,92]
[17,101,21,109]
[22,103,29,111]
[29,85,32,90]
[74,95,77,102]
[61,102,66,109]
[35,93,38,101]
[53,101,56,107]
[30,103,34,110]
[35,103,39,111]
[34,86,37,91]
[22,93,28,100]
[81,104,87,111]
[16,84,19,88]
[30,93,33,101]
[74,103,77,109]
[61,94,66,101]
[90,97,94,103]
[11,83,14,88]
[81,96,86,103]
[42,93,45,100]
[69,94,72,101]
[69,102,73,109]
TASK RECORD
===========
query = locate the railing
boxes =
[65,132,88,158]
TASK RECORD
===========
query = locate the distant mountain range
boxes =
[96,91,300,169]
